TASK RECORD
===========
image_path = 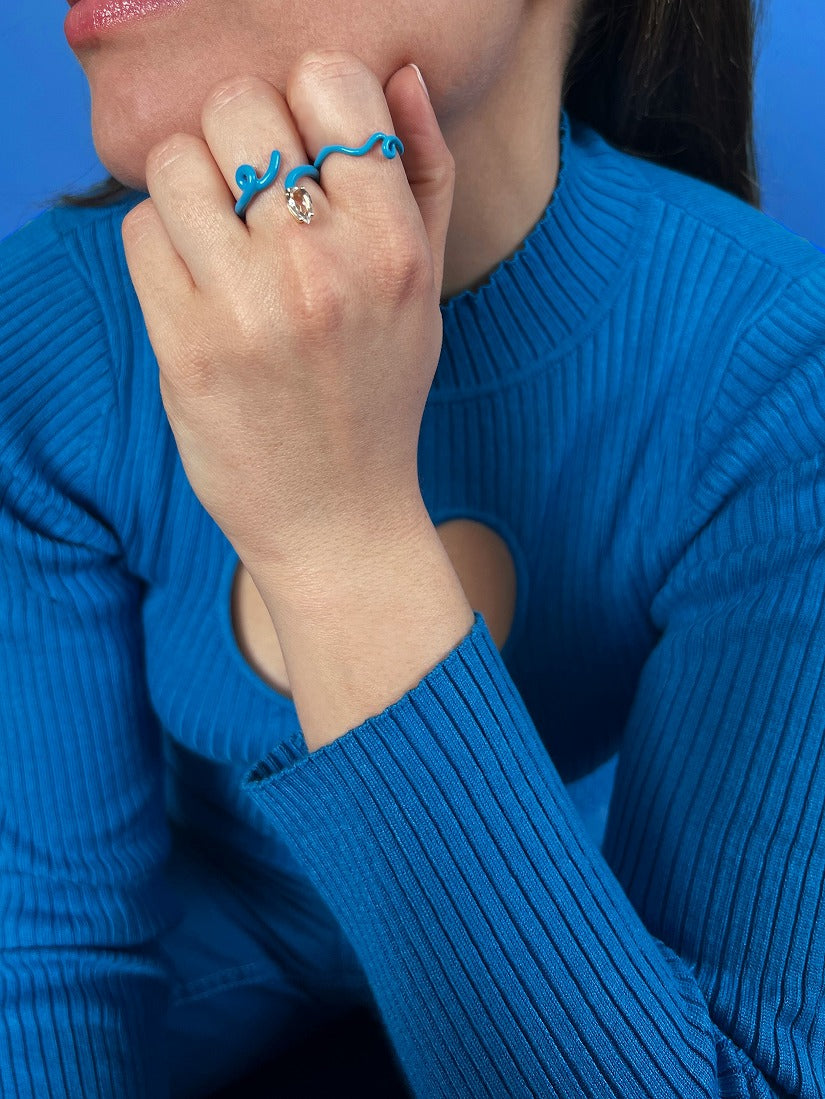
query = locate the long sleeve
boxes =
[0,220,181,1097]
[240,267,825,1097]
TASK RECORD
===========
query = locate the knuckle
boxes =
[220,271,277,350]
[171,338,216,397]
[121,200,154,241]
[145,133,196,179]
[226,298,266,352]
[440,148,457,186]
[374,232,429,301]
[289,268,346,335]
[204,74,266,114]
[294,48,366,86]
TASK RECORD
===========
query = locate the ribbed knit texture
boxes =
[1,108,824,1097]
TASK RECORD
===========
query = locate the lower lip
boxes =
[64,0,187,48]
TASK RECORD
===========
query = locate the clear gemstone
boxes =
[286,187,314,224]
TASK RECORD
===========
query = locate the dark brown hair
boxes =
[48,0,764,211]
[562,0,763,207]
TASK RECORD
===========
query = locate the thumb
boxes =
[384,63,455,300]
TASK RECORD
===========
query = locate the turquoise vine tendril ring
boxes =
[233,132,404,224]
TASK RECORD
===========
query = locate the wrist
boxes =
[243,496,437,615]
[244,509,475,751]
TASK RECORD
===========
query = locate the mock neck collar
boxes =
[432,107,650,394]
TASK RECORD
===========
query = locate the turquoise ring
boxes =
[234,131,404,224]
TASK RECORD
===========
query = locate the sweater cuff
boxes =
[240,606,602,906]
[241,608,485,784]
[238,610,720,1096]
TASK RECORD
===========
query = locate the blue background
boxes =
[1,4,824,249]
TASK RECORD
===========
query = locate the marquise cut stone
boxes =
[286,187,314,224]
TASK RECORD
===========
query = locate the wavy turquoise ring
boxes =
[234,132,404,224]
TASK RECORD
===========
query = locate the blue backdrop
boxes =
[1,4,824,249]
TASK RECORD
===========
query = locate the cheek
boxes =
[87,73,205,190]
[80,0,523,189]
[81,30,261,189]
[364,6,528,124]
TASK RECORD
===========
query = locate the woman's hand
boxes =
[121,51,453,585]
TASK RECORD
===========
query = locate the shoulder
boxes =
[643,154,825,485]
[585,121,825,406]
[0,189,147,404]
[0,187,146,299]
[601,127,825,283]
[568,120,825,412]
[0,191,147,517]
[0,186,147,338]
[574,125,825,548]
[575,118,825,353]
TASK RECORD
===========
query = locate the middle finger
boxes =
[286,50,414,223]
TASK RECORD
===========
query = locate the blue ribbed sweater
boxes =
[2,108,825,1097]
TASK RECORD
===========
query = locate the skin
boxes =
[68,0,573,300]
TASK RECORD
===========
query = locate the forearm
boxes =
[248,507,475,752]
[238,607,739,1098]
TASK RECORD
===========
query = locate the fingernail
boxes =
[409,63,430,100]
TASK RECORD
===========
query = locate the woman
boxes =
[1,0,823,1096]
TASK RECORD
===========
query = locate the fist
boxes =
[121,50,454,580]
